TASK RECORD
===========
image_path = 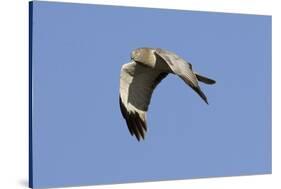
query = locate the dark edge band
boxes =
[29,1,33,188]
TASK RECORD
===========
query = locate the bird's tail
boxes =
[194,73,216,85]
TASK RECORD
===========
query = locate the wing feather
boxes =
[119,61,168,140]
[155,48,209,104]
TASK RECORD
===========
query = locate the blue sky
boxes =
[31,1,271,188]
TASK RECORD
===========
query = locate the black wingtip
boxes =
[193,86,209,105]
[205,100,209,105]
[119,96,147,141]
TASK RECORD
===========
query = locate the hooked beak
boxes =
[130,50,136,60]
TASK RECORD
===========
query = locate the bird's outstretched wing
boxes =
[119,60,168,141]
[155,48,209,104]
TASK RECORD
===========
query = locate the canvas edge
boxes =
[26,1,272,188]
[34,0,272,17]
[29,1,34,188]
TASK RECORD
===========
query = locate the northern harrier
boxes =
[119,48,215,141]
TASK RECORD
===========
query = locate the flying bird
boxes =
[119,48,216,141]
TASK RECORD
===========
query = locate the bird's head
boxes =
[130,48,143,62]
[130,48,155,67]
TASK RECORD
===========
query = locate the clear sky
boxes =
[31,1,271,188]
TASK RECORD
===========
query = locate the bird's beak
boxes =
[131,50,136,60]
[129,59,135,64]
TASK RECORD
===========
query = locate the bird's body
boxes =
[119,47,216,141]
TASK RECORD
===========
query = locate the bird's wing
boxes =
[154,48,209,104]
[119,60,168,141]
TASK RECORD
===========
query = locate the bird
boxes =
[119,48,216,141]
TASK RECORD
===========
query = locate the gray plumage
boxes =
[119,48,216,141]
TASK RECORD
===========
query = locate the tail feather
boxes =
[195,73,216,85]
